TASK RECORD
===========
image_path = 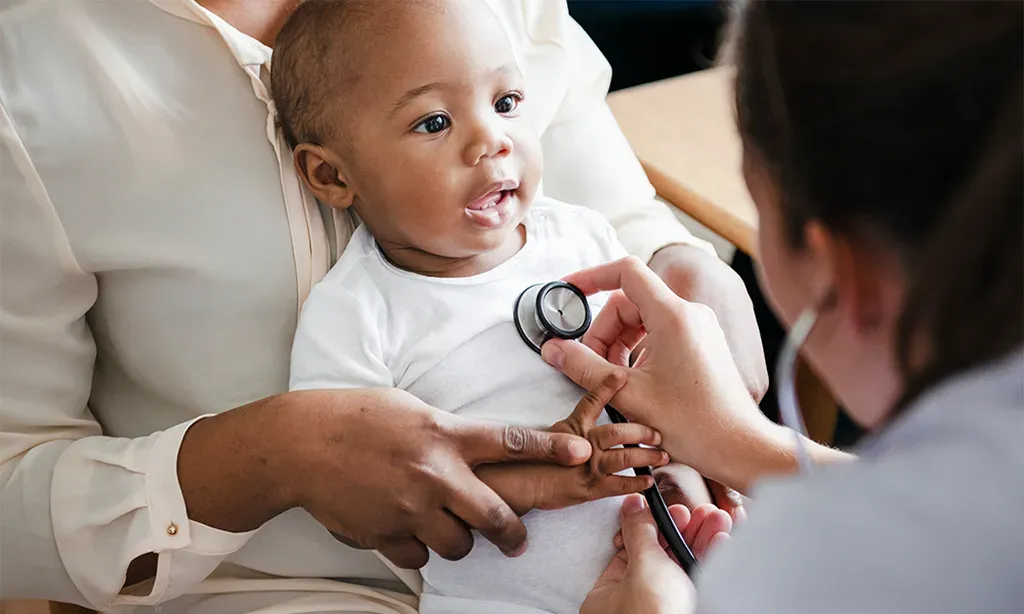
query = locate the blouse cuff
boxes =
[52,416,258,609]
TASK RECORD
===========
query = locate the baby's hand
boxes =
[550,372,669,489]
[477,373,667,515]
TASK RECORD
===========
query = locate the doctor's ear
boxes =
[293,144,355,210]
[804,220,895,335]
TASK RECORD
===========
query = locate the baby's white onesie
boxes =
[290,197,628,614]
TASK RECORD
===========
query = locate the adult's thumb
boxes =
[542,338,617,393]
[618,494,666,565]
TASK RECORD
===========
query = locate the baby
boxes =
[275,1,682,612]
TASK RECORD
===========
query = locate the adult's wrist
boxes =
[713,420,854,494]
[177,394,300,533]
[703,418,798,495]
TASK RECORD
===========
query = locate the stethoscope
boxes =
[514,281,701,576]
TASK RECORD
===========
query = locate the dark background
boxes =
[568,0,726,91]
[568,0,864,446]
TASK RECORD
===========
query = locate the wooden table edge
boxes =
[640,161,758,258]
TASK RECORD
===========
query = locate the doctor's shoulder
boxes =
[696,429,1024,614]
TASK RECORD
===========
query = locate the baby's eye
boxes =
[413,114,451,134]
[494,94,521,115]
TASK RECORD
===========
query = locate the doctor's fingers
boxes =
[675,504,732,562]
[441,465,529,557]
[451,416,592,467]
[581,291,647,367]
[563,257,683,333]
[617,495,671,566]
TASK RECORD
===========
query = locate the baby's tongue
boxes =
[468,190,501,211]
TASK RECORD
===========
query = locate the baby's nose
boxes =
[464,121,513,165]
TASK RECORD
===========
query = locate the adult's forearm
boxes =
[177,394,299,533]
[709,421,853,494]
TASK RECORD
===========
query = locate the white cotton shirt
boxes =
[290,199,628,614]
[0,0,713,611]
[698,349,1024,614]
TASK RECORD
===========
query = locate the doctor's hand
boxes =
[581,495,704,614]
[541,257,784,493]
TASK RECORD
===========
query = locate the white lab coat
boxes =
[0,0,712,612]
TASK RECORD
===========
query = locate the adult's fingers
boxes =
[454,417,592,467]
[581,291,646,366]
[596,447,669,475]
[443,465,529,557]
[615,503,691,551]
[565,372,628,431]
[377,537,430,570]
[542,336,626,396]
[617,494,670,567]
[563,257,681,332]
[590,422,662,450]
[414,510,475,561]
[683,504,732,561]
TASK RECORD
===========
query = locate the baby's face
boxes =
[321,1,541,272]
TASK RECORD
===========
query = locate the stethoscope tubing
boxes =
[604,404,701,575]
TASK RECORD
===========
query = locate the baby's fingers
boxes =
[564,372,628,433]
[590,423,662,450]
[596,447,669,475]
[592,474,655,500]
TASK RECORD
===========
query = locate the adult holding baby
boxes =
[540,1,1023,612]
[0,0,763,612]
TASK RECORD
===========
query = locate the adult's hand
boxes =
[581,495,703,614]
[541,257,794,493]
[176,388,593,572]
[649,244,768,402]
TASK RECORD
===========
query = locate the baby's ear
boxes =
[293,144,354,209]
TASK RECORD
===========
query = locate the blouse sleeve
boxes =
[0,101,255,610]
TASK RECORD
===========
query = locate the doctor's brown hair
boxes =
[732,1,1023,411]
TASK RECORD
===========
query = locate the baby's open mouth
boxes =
[466,181,518,228]
[467,189,512,211]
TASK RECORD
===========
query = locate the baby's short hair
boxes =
[271,0,372,149]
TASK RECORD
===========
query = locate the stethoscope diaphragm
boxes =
[514,281,592,354]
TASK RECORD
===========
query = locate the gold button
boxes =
[166,522,179,536]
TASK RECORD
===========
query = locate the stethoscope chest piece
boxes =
[514,281,592,354]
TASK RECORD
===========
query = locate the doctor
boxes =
[542,1,1024,612]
